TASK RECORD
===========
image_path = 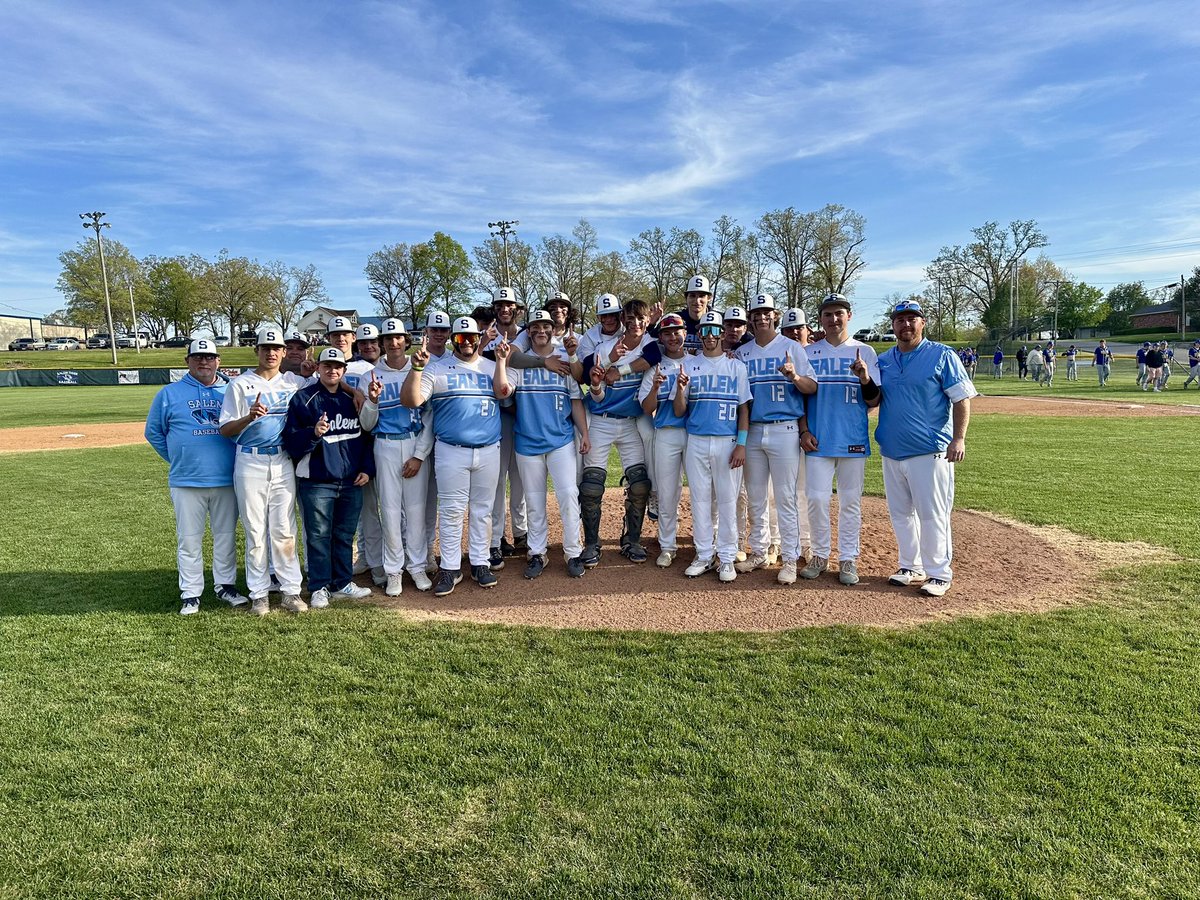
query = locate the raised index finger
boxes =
[856,347,861,361]
[254,392,262,405]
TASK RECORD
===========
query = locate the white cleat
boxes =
[684,556,717,578]
[765,543,781,566]
[718,562,737,583]
[919,578,950,597]
[777,560,798,585]
[656,551,675,568]
[385,574,403,597]
[309,587,330,610]
[332,582,372,600]
[887,568,927,587]
[408,569,433,592]
[735,553,767,574]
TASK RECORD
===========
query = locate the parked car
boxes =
[161,336,192,348]
[8,336,47,351]
[45,336,81,350]
[853,329,881,342]
[237,330,258,347]
[87,334,112,349]
[117,332,152,349]
[214,335,232,347]
[881,331,897,341]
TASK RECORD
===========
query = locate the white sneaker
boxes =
[777,560,797,584]
[735,552,768,574]
[385,574,403,597]
[281,594,308,613]
[216,585,249,607]
[180,598,200,616]
[718,562,737,582]
[250,596,270,617]
[656,551,675,568]
[408,568,433,592]
[332,582,372,600]
[839,559,860,586]
[888,568,927,587]
[765,543,781,566]
[309,587,330,609]
[684,556,716,578]
[919,578,950,597]
[800,556,827,580]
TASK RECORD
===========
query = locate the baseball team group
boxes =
[145,275,977,616]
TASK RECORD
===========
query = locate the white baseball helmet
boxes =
[451,316,481,335]
[750,293,776,311]
[187,338,218,356]
[698,310,724,329]
[425,310,451,329]
[355,324,380,341]
[492,286,517,305]
[317,347,347,365]
[596,294,622,316]
[379,318,406,336]
[547,291,571,306]
[284,330,309,346]
[723,306,748,324]
[781,308,808,328]
[256,326,286,347]
[326,316,354,335]
[686,275,713,296]
[527,310,553,326]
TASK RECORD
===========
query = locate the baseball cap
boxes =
[781,308,808,329]
[326,316,355,335]
[379,318,406,336]
[256,326,286,347]
[187,338,219,356]
[284,330,309,346]
[546,291,571,306]
[451,316,481,335]
[492,287,517,305]
[596,294,622,316]
[658,313,686,331]
[698,310,724,329]
[685,274,712,296]
[723,306,748,324]
[890,300,925,319]
[820,292,852,312]
[749,293,776,312]
[426,310,451,329]
[356,324,379,341]
[527,310,553,326]
[317,347,347,366]
[1143,341,1151,348]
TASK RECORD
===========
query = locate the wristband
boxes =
[618,363,632,377]
[736,429,748,447]
[861,378,880,402]
[569,354,579,364]
[412,365,424,372]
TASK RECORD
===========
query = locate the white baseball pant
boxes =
[374,435,430,577]
[805,455,867,562]
[583,414,645,469]
[650,426,687,552]
[516,444,582,560]
[795,455,811,548]
[233,451,303,598]
[745,421,803,561]
[434,441,500,571]
[685,434,742,564]
[492,414,528,545]
[170,485,240,600]
[882,452,956,582]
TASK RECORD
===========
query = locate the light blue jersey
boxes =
[586,334,654,418]
[804,338,881,458]
[145,373,236,487]
[342,359,375,392]
[508,350,582,455]
[418,355,502,447]
[677,353,751,436]
[876,338,978,460]
[735,335,813,423]
[371,359,424,437]
[218,369,310,449]
[638,359,687,429]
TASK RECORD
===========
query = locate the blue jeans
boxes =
[297,479,363,592]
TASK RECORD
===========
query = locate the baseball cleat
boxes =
[250,596,270,617]
[735,552,768,574]
[500,537,517,558]
[471,564,498,588]
[566,556,586,578]
[309,587,331,609]
[918,578,950,597]
[765,543,781,566]
[180,597,200,616]
[433,569,462,597]
[216,585,249,607]
[620,543,648,563]
[523,554,546,580]
[684,556,717,578]
[408,569,433,592]
[581,548,601,569]
[718,562,737,583]
[839,560,860,586]
[887,568,927,587]
[777,560,798,585]
[489,547,506,571]
[385,574,403,597]
[281,594,309,613]
[800,556,828,580]
[656,551,675,568]
[332,582,371,600]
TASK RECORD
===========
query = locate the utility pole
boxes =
[1181,274,1187,341]
[80,212,119,365]
[487,219,519,286]
[1043,279,1066,339]
[126,277,141,353]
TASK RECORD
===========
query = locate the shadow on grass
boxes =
[0,569,250,616]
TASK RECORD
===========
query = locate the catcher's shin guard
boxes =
[620,463,651,560]
[579,466,607,565]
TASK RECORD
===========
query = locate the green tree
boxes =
[365,243,433,325]
[626,226,688,307]
[143,255,205,338]
[423,232,472,317]
[1051,281,1104,337]
[756,207,817,307]
[56,237,141,332]
[472,236,537,303]
[200,250,272,337]
[1101,282,1151,334]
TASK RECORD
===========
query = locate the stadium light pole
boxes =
[487,219,519,286]
[80,212,119,365]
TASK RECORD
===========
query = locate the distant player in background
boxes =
[1064,345,1078,381]
[1184,340,1200,389]
[1136,342,1150,387]
[992,345,1004,379]
[1094,340,1112,386]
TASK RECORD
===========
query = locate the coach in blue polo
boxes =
[875,300,977,599]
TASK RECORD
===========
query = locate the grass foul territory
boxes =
[0,414,1197,897]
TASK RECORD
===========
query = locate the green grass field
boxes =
[0,411,1197,896]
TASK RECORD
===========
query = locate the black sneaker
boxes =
[512,534,528,555]
[566,556,586,578]
[621,543,648,563]
[472,564,498,588]
[433,569,463,597]
[581,547,601,569]
[523,554,546,579]
[500,537,516,557]
[489,547,506,570]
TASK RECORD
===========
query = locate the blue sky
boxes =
[1,0,1197,326]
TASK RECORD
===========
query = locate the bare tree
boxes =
[472,235,537,303]
[812,204,868,295]
[707,215,743,300]
[725,231,768,308]
[756,207,818,308]
[928,220,1048,329]
[365,242,435,326]
[627,227,688,308]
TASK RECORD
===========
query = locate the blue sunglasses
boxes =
[699,325,724,337]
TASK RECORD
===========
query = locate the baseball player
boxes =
[359,317,434,595]
[638,314,689,567]
[283,347,375,610]
[734,294,817,584]
[1158,341,1175,390]
[218,326,312,615]
[514,291,577,350]
[1028,344,1045,383]
[1143,342,1165,391]
[281,331,316,376]
[1136,342,1150,387]
[798,294,881,586]
[493,310,589,579]
[992,345,1004,379]
[780,308,811,345]
[1064,345,1078,381]
[580,299,660,565]
[573,293,625,381]
[145,338,249,615]
[674,310,751,582]
[1184,340,1200,388]
[877,300,977,597]
[401,315,504,596]
[1041,344,1056,386]
[1094,340,1113,386]
[664,274,713,355]
[419,310,454,573]
[483,287,529,567]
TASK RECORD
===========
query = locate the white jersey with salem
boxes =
[417,355,502,447]
[219,370,310,449]
[804,338,880,457]
[735,335,813,422]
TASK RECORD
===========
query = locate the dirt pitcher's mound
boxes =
[0,421,147,452]
[375,493,1161,633]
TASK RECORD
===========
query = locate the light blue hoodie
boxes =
[145,373,236,487]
